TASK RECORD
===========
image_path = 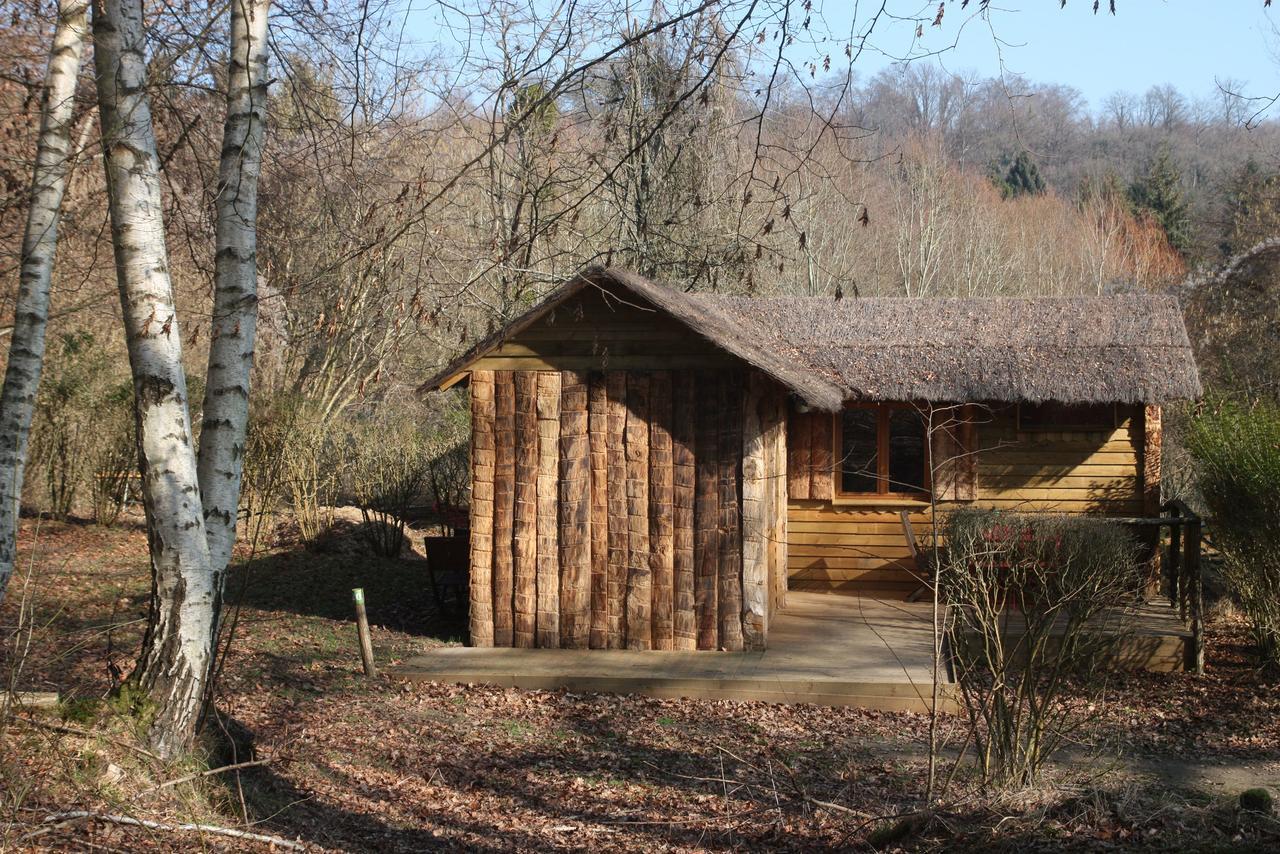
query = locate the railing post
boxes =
[1167,513,1182,614]
[1183,517,1204,675]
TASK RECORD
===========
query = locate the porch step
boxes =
[395,656,959,714]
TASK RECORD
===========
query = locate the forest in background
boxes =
[2,0,1278,446]
[1,0,1278,592]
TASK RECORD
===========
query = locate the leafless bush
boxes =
[941,509,1144,788]
[87,386,135,527]
[344,414,433,557]
[279,407,342,547]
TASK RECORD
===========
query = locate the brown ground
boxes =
[2,517,1278,852]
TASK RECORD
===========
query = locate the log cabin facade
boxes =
[421,267,1202,651]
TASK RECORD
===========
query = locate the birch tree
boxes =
[94,0,212,757]
[92,0,272,755]
[0,0,90,605]
[199,0,272,627]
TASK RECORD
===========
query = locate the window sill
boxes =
[830,494,932,508]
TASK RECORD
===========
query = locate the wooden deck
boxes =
[396,593,1192,712]
[397,593,956,713]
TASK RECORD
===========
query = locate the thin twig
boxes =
[141,757,271,795]
[39,811,308,850]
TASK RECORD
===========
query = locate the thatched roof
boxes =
[706,292,1202,407]
[421,267,1201,410]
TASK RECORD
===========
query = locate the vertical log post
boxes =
[1169,515,1184,617]
[717,377,745,652]
[535,371,561,648]
[740,373,768,651]
[588,374,609,649]
[671,372,697,651]
[352,588,377,678]
[559,371,591,649]
[1184,516,1204,675]
[468,371,495,647]
[605,372,628,648]
[809,411,834,501]
[492,372,515,647]
[787,409,812,500]
[512,372,538,647]
[693,372,721,650]
[1142,405,1163,591]
[649,371,675,650]
[624,373,651,649]
[770,392,789,613]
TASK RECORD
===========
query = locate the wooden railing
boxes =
[1113,501,1204,673]
[1161,499,1204,675]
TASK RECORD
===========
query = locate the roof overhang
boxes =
[417,266,846,410]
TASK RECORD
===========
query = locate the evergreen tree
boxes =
[999,150,1046,198]
[1129,145,1192,255]
[1220,158,1280,258]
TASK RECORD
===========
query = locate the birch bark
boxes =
[0,0,90,605]
[199,0,272,623]
[94,0,213,757]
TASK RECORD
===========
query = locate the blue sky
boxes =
[400,1,1279,112]
[860,1,1280,108]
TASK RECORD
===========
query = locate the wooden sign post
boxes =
[352,588,377,678]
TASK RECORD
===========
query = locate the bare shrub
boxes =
[343,413,432,558]
[420,390,470,535]
[87,383,135,526]
[941,509,1144,788]
[279,405,342,547]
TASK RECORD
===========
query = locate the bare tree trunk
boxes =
[0,0,90,605]
[94,0,213,758]
[199,0,272,627]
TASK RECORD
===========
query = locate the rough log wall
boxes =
[624,373,652,649]
[512,372,537,647]
[605,372,628,649]
[693,372,721,650]
[588,374,609,649]
[649,371,675,650]
[535,371,561,648]
[671,373,697,651]
[468,370,495,647]
[559,371,591,648]
[717,376,745,652]
[492,372,515,647]
[470,369,781,652]
[740,373,768,650]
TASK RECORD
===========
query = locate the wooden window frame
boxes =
[834,403,931,499]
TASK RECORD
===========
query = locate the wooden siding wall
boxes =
[470,288,737,373]
[470,368,787,650]
[788,403,1148,599]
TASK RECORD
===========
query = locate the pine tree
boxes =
[1220,158,1280,257]
[1000,150,1046,198]
[1129,145,1191,255]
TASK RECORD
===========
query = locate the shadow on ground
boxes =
[226,547,466,641]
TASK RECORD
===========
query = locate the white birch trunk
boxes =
[199,0,272,619]
[0,0,90,605]
[94,0,213,758]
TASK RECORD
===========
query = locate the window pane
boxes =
[888,409,927,493]
[840,409,879,493]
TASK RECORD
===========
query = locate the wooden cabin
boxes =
[421,267,1202,652]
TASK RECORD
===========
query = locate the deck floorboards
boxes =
[395,592,1189,711]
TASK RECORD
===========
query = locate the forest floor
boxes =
[2,516,1279,852]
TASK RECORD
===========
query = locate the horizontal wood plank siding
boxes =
[470,289,735,374]
[788,404,1145,598]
